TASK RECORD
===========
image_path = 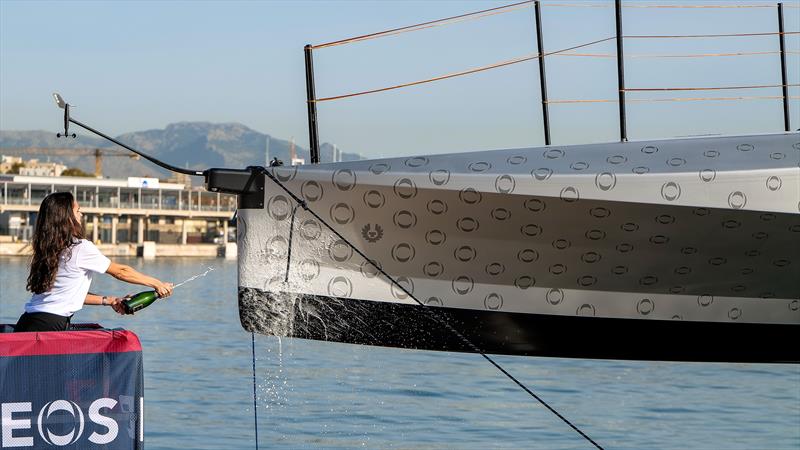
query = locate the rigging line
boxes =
[284,204,302,284]
[625,31,800,38]
[256,166,603,449]
[625,83,800,91]
[251,332,260,450]
[311,0,533,49]
[545,95,800,103]
[312,36,616,103]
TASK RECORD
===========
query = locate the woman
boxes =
[14,192,173,332]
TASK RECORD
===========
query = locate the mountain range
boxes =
[0,122,361,180]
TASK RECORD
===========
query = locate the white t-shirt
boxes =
[25,239,111,317]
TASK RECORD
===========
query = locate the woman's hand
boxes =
[109,295,132,315]
[154,281,174,299]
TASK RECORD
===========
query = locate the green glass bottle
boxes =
[123,290,160,314]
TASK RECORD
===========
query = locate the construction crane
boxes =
[0,147,139,177]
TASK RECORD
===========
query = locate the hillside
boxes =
[0,123,360,180]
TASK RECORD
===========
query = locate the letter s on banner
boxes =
[89,398,119,445]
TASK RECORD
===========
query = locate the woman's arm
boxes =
[84,292,129,315]
[106,262,174,298]
[84,292,110,305]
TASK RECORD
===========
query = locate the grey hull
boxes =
[237,133,800,361]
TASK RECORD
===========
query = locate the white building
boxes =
[18,159,67,177]
[1,174,236,245]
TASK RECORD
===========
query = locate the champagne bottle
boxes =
[123,290,160,314]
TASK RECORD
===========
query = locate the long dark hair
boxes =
[27,192,85,294]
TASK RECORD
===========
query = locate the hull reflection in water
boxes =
[237,133,800,363]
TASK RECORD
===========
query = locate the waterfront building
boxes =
[0,174,236,248]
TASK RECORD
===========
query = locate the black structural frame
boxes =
[615,0,627,142]
[304,45,321,164]
[533,1,551,146]
[778,2,791,132]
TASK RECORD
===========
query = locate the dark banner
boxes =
[0,329,144,449]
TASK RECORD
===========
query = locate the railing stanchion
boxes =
[615,0,627,142]
[777,2,790,132]
[533,1,551,146]
[304,44,321,164]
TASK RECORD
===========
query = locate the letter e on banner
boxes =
[2,402,33,447]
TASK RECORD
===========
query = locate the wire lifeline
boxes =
[254,166,604,450]
[554,50,800,58]
[625,31,800,38]
[623,3,785,8]
[310,31,800,103]
[310,0,534,49]
[545,95,800,104]
[545,3,782,8]
[310,1,800,49]
[311,36,616,103]
[625,83,800,92]
[251,332,259,450]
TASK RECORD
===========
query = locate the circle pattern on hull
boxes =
[252,134,800,328]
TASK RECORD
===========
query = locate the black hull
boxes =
[239,287,799,363]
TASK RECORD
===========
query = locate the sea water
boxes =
[1,257,798,449]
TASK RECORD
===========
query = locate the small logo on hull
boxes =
[361,224,384,243]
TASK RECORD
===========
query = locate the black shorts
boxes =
[14,312,72,332]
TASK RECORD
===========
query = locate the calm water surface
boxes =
[1,257,798,449]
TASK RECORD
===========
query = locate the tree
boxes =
[8,162,24,174]
[62,167,92,177]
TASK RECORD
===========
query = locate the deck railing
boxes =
[302,1,799,162]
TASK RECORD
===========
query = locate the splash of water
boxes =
[173,266,215,289]
[263,337,285,404]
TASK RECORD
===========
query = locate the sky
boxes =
[1,0,798,160]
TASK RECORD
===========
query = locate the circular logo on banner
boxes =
[38,400,85,446]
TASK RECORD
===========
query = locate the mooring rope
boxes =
[250,166,604,449]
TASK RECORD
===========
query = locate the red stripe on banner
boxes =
[0,329,142,357]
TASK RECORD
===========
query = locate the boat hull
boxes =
[240,287,799,363]
[237,133,800,362]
